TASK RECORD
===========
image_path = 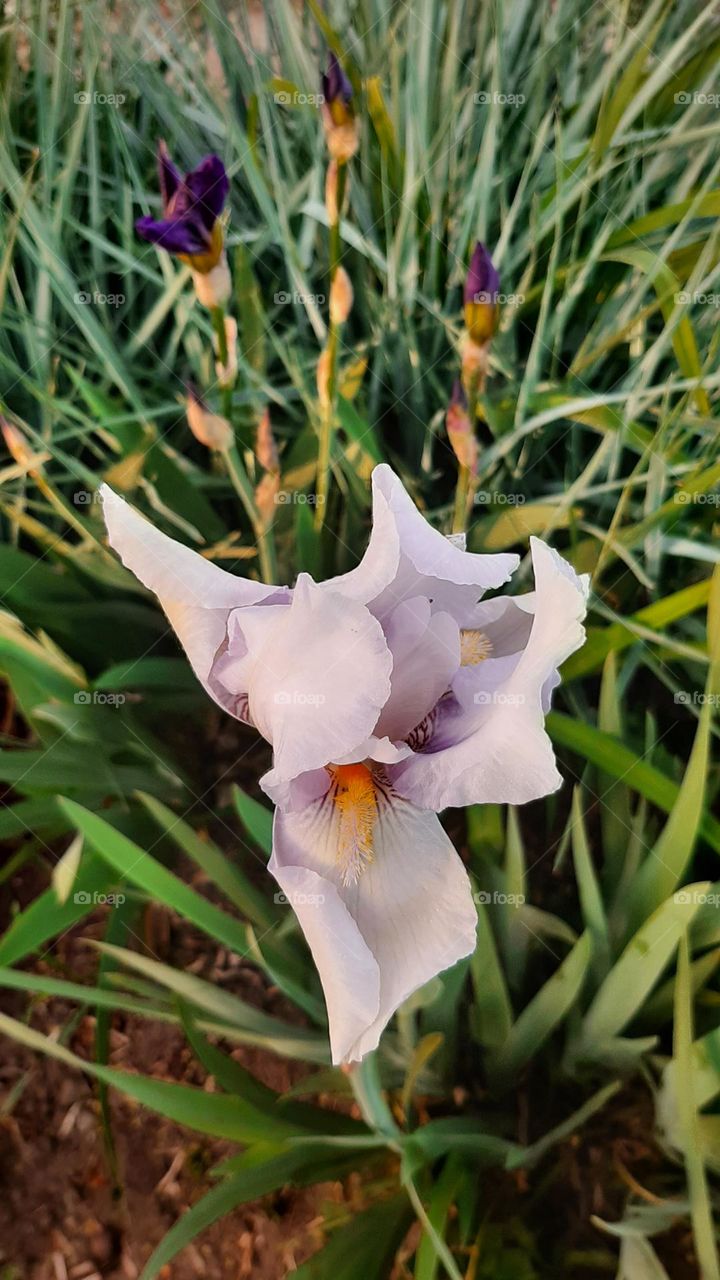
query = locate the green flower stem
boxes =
[452,463,472,534]
[315,162,348,531]
[222,443,278,586]
[451,377,480,535]
[210,305,278,583]
[210,304,233,422]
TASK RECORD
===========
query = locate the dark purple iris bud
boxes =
[463,242,500,343]
[135,143,229,271]
[464,242,500,307]
[322,51,353,110]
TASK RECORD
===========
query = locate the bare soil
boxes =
[0,888,352,1280]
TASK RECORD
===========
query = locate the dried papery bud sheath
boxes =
[1,418,35,471]
[446,380,478,474]
[192,255,232,309]
[213,314,238,386]
[316,347,331,407]
[255,471,280,527]
[330,266,353,325]
[256,407,279,475]
[463,241,500,344]
[325,160,350,224]
[460,333,490,392]
[321,52,359,163]
[185,385,233,451]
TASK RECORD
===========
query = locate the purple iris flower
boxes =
[135,141,229,270]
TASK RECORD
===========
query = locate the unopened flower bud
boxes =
[1,418,35,470]
[330,267,353,325]
[191,253,232,308]
[214,315,238,388]
[446,381,478,474]
[321,53,359,163]
[463,242,499,344]
[186,385,233,451]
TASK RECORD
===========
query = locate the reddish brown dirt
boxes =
[0,897,353,1280]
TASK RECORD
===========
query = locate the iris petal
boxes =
[135,214,210,256]
[270,783,477,1063]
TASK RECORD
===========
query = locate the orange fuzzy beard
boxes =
[330,763,378,886]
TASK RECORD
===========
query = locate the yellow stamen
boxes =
[331,763,377,886]
[460,629,493,666]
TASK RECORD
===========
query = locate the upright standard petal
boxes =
[394,537,589,810]
[375,597,460,742]
[271,773,477,1063]
[183,154,230,229]
[225,575,393,785]
[157,139,181,209]
[100,486,285,716]
[325,465,519,624]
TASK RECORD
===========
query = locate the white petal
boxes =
[332,736,414,767]
[325,465,519,622]
[269,860,380,1064]
[394,538,588,810]
[101,486,284,715]
[261,737,412,811]
[245,575,392,782]
[271,786,477,1063]
[376,598,460,741]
